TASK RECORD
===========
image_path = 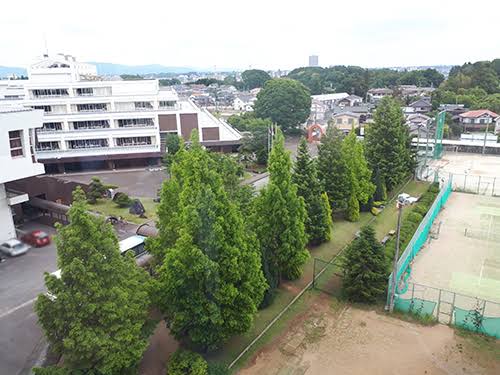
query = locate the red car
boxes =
[22,230,51,247]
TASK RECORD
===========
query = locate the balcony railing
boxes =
[36,144,157,154]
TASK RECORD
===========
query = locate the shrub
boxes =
[406,212,423,224]
[372,201,385,208]
[167,349,208,375]
[113,192,132,208]
[207,362,229,375]
[86,177,106,204]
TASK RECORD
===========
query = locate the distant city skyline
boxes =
[1,0,499,70]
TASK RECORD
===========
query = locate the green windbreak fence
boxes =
[387,179,452,298]
[394,282,500,339]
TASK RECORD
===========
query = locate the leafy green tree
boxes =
[35,187,152,375]
[167,349,208,375]
[241,69,271,90]
[254,79,311,131]
[154,132,266,350]
[162,133,182,171]
[254,129,309,290]
[342,226,387,303]
[86,176,106,204]
[365,97,413,191]
[341,131,375,206]
[159,78,181,86]
[292,137,332,245]
[287,67,326,95]
[373,168,387,201]
[317,127,352,212]
[345,193,360,222]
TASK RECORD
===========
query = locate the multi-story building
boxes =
[21,54,241,173]
[0,105,45,242]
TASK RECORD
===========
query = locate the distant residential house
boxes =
[439,104,468,122]
[408,98,432,114]
[367,88,393,103]
[331,112,361,134]
[459,110,499,132]
[406,114,431,136]
[233,93,257,112]
[399,85,435,98]
[331,104,374,124]
[310,99,328,123]
[311,93,349,110]
[337,94,363,107]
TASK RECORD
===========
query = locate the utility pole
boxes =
[482,120,490,155]
[389,196,405,313]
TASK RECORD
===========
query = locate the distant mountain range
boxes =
[0,63,200,78]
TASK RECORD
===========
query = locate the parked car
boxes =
[0,239,31,256]
[21,230,51,247]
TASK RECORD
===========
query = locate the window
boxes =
[348,118,354,125]
[76,103,107,112]
[159,100,176,108]
[41,122,63,132]
[9,130,24,157]
[117,118,154,127]
[72,120,109,130]
[76,87,94,96]
[33,105,52,113]
[115,137,152,147]
[32,88,69,98]
[68,139,108,149]
[336,118,343,124]
[134,101,153,110]
[36,141,60,151]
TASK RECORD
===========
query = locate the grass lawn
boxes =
[208,179,430,370]
[89,197,158,224]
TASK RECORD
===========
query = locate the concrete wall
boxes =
[0,184,17,243]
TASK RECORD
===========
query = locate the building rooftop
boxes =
[459,109,499,118]
[0,104,32,114]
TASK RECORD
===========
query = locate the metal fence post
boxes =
[411,282,415,301]
[493,177,496,197]
[464,174,467,191]
[312,258,316,289]
[450,292,456,325]
[437,289,442,320]
[477,176,481,194]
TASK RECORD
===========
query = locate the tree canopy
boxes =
[35,187,152,374]
[153,131,266,350]
[254,79,311,131]
[293,137,333,245]
[365,96,413,191]
[253,129,309,290]
[241,69,271,90]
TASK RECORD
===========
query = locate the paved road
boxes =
[0,221,138,375]
[0,223,58,375]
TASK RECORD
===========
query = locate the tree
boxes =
[159,78,181,86]
[341,131,375,206]
[345,193,360,222]
[86,176,106,204]
[233,116,274,165]
[167,349,208,375]
[365,96,413,191]
[342,226,387,303]
[162,133,182,171]
[254,79,311,131]
[317,127,352,212]
[154,132,266,350]
[35,187,151,374]
[253,129,309,289]
[241,69,271,90]
[373,168,387,202]
[292,137,332,245]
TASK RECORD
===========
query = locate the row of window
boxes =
[36,137,154,151]
[32,88,69,97]
[39,118,155,132]
[9,130,24,157]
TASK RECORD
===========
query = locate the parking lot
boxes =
[0,222,58,375]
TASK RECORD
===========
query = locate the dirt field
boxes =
[409,192,500,307]
[239,295,500,375]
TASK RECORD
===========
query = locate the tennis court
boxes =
[409,192,500,304]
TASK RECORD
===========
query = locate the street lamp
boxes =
[389,194,408,313]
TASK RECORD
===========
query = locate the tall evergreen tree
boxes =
[154,131,266,350]
[254,129,309,286]
[342,226,387,303]
[365,96,413,191]
[341,131,375,205]
[35,187,152,375]
[292,137,333,245]
[317,126,352,212]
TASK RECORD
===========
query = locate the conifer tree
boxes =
[346,193,360,222]
[254,129,309,286]
[154,131,266,350]
[342,226,387,303]
[365,97,413,191]
[292,137,333,245]
[35,187,152,374]
[317,126,352,212]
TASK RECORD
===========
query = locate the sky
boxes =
[1,0,499,70]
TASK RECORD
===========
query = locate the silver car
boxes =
[0,239,31,256]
